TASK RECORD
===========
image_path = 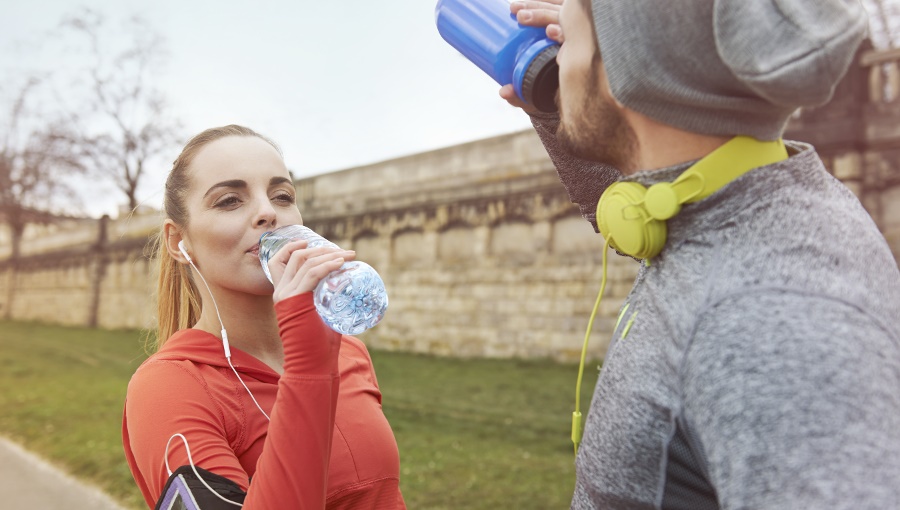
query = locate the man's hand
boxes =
[500,0,565,113]
[512,0,564,36]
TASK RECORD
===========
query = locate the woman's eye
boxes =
[214,195,240,208]
[274,193,295,203]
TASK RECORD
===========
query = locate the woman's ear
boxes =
[163,220,190,264]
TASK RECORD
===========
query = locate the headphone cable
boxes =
[573,236,611,457]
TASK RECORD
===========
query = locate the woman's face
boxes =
[179,135,303,295]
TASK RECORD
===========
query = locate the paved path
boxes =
[0,435,127,510]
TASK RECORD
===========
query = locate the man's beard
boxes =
[557,61,637,173]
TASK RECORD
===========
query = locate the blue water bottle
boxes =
[435,0,560,113]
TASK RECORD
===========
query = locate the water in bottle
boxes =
[258,225,388,335]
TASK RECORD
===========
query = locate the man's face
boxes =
[555,0,637,173]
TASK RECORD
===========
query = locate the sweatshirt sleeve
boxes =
[527,112,621,231]
[682,290,900,508]
[125,360,255,506]
[125,292,341,509]
[243,292,341,508]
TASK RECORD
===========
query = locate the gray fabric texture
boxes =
[529,117,900,508]
[529,113,620,231]
[589,0,867,140]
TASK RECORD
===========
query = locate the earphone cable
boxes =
[188,260,229,356]
[186,256,271,422]
[228,357,271,421]
[165,433,243,507]
[573,236,612,457]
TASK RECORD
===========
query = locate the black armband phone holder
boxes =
[155,465,247,510]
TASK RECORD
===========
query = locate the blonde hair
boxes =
[150,124,281,351]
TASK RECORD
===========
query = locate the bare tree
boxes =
[0,77,85,317]
[59,9,181,213]
[0,78,83,259]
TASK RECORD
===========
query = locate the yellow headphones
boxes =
[572,136,789,457]
[597,136,789,260]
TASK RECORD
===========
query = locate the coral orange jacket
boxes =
[123,293,405,509]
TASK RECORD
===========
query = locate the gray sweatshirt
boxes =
[531,116,900,509]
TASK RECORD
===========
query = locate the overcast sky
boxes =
[1,0,535,217]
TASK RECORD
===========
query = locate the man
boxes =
[500,0,900,508]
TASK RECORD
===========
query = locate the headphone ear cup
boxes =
[597,182,668,259]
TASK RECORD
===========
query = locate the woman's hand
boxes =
[266,240,357,304]
[500,0,565,113]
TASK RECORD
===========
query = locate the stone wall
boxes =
[1,45,899,361]
[0,129,641,361]
[344,217,640,360]
[0,215,158,330]
[787,41,900,260]
[295,133,642,359]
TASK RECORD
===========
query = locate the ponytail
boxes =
[148,227,200,351]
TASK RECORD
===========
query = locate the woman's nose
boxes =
[254,200,277,228]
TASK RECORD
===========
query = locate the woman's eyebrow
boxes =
[203,177,292,198]
[269,176,293,187]
[203,179,247,198]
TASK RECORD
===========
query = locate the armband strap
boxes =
[155,465,247,510]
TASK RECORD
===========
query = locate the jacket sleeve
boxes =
[126,292,341,509]
[125,359,255,506]
[682,290,900,508]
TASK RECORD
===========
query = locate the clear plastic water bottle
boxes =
[258,225,388,335]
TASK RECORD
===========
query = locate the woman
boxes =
[123,125,405,509]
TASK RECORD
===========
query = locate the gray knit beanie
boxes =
[591,0,868,140]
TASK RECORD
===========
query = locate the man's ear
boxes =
[163,220,189,264]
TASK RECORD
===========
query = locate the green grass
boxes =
[0,320,599,509]
[0,320,149,508]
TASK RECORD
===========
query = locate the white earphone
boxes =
[178,240,193,263]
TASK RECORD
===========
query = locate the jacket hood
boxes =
[150,328,281,384]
